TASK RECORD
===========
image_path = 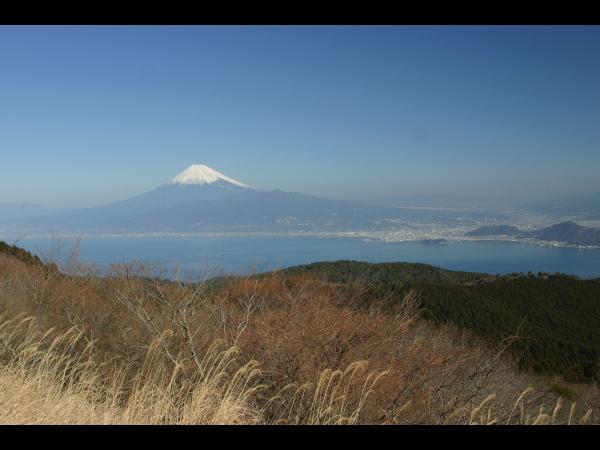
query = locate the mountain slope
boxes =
[2,165,253,232]
[276,260,490,285]
[275,260,600,381]
[466,221,600,246]
[16,189,421,233]
[3,164,504,234]
[92,165,252,213]
[529,222,600,245]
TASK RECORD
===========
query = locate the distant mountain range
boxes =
[466,225,521,237]
[466,221,600,246]
[1,165,506,235]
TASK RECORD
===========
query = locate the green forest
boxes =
[280,261,600,382]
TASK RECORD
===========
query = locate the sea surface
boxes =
[13,236,600,280]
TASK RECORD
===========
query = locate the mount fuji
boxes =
[98,164,254,212]
[1,165,502,235]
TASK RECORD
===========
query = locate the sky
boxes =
[1,25,599,209]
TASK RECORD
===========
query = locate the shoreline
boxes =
[3,231,599,251]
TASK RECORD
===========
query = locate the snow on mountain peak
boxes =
[170,165,251,188]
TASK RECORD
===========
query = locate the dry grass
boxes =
[0,313,593,425]
[0,313,263,424]
[0,246,598,424]
[0,313,387,424]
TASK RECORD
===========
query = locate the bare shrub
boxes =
[0,249,597,424]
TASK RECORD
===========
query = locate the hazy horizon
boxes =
[2,25,600,209]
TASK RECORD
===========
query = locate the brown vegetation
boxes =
[0,243,597,424]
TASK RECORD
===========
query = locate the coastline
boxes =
[3,229,599,251]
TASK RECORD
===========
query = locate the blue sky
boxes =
[1,25,599,208]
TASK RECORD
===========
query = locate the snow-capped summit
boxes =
[6,161,418,234]
[170,164,251,188]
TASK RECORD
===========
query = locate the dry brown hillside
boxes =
[0,244,597,424]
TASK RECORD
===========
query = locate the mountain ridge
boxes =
[3,164,504,234]
[467,221,600,246]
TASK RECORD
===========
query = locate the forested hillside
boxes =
[279,261,600,382]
